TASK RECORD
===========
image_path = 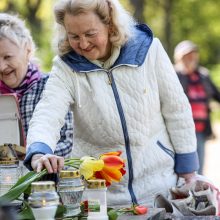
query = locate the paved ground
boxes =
[203,122,220,189]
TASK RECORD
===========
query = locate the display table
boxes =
[118,209,220,220]
[58,208,220,220]
[167,216,220,220]
[118,208,166,219]
[56,208,165,220]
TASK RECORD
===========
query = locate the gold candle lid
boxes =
[87,179,106,189]
[59,170,80,178]
[31,181,55,192]
[0,159,18,165]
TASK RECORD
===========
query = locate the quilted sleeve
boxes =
[26,56,75,154]
[153,38,199,173]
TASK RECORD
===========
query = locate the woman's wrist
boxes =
[178,172,196,183]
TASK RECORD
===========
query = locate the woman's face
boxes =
[0,38,30,88]
[64,11,112,61]
[182,51,199,74]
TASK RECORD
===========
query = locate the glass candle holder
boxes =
[0,161,21,197]
[57,170,85,217]
[86,179,108,220]
[0,143,22,197]
[28,181,59,220]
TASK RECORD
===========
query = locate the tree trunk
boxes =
[24,0,43,47]
[129,0,146,23]
[162,0,174,58]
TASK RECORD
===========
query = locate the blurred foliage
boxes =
[210,64,220,121]
[1,0,220,80]
[209,65,220,121]
[210,65,220,90]
[144,0,220,66]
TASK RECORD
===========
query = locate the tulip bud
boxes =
[134,205,148,215]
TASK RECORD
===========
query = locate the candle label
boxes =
[88,199,100,212]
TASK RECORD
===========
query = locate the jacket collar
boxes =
[61,24,153,72]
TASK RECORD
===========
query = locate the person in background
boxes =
[0,13,74,162]
[24,0,199,207]
[174,40,220,174]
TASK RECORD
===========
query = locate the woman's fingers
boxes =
[31,153,44,171]
[49,155,58,173]
[31,154,64,173]
[57,157,64,172]
[42,155,54,173]
[36,161,43,173]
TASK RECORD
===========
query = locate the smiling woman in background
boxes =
[24,0,199,207]
[0,13,74,161]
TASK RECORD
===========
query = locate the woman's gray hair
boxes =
[0,13,36,58]
[53,0,136,55]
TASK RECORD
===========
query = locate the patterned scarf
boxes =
[0,63,41,101]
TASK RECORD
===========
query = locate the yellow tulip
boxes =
[80,158,104,180]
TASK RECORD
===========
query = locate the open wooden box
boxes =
[0,94,26,160]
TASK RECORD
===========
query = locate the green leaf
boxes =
[11,171,36,189]
[108,208,119,220]
[23,184,32,197]
[55,204,66,218]
[17,201,34,220]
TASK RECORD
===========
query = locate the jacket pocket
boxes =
[156,140,175,160]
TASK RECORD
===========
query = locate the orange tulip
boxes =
[94,151,126,186]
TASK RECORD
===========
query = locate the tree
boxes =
[141,0,220,65]
[162,0,174,57]
[129,0,145,23]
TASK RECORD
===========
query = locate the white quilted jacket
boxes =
[27,36,197,207]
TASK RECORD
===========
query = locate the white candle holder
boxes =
[86,179,109,220]
[28,181,59,220]
[31,205,58,220]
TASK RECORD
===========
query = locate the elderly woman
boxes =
[0,13,74,164]
[25,0,199,207]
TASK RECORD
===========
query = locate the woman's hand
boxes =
[31,153,64,173]
[178,172,196,184]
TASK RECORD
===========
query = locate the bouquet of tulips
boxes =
[0,151,147,220]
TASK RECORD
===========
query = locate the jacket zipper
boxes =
[106,71,138,205]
